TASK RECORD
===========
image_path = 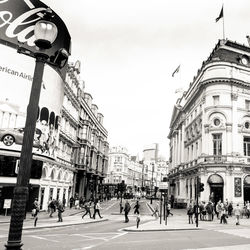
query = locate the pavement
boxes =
[124,202,250,232]
[1,199,250,232]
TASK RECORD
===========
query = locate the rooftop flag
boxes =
[216,6,224,22]
[172,65,180,77]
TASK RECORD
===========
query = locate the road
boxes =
[1,199,250,249]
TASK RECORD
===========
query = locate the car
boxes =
[0,127,42,147]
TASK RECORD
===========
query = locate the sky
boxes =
[42,0,250,158]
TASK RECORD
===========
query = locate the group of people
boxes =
[186,199,241,225]
[151,202,173,218]
[32,198,65,227]
[81,199,103,219]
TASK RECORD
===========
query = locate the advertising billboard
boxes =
[0,0,71,76]
[0,44,64,160]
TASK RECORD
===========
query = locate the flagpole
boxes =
[222,4,225,40]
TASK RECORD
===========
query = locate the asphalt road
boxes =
[1,200,250,250]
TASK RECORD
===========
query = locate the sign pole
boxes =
[160,192,162,224]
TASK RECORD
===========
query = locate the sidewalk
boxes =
[124,206,250,232]
[0,200,113,230]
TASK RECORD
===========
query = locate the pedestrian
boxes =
[206,201,213,221]
[57,200,64,222]
[187,204,194,224]
[82,200,92,219]
[220,206,228,224]
[69,196,74,209]
[133,200,140,214]
[151,203,159,218]
[216,200,222,219]
[228,202,233,216]
[124,200,131,223]
[93,200,103,219]
[235,203,241,225]
[32,198,39,227]
[48,199,56,217]
[136,213,140,228]
[120,201,123,214]
[167,203,173,216]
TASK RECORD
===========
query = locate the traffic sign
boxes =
[159,182,168,191]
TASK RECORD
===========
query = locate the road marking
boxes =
[104,201,117,211]
[30,235,59,243]
[185,244,250,250]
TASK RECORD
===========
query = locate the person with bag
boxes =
[48,199,56,218]
[124,200,131,223]
[57,200,64,222]
[133,200,140,215]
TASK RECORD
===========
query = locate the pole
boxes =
[165,192,167,226]
[196,176,199,228]
[5,56,46,250]
[160,192,162,224]
[222,4,225,40]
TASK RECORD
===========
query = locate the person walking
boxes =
[82,200,92,219]
[220,205,228,224]
[93,200,103,219]
[136,213,140,228]
[228,202,233,216]
[167,203,173,216]
[235,203,241,225]
[57,200,64,222]
[206,201,213,221]
[48,199,56,217]
[120,201,123,214]
[69,196,75,209]
[32,198,39,227]
[151,203,159,218]
[133,200,140,215]
[187,204,194,224]
[124,200,131,223]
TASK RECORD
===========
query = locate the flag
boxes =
[172,65,180,77]
[215,6,223,22]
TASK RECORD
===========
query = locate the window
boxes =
[244,137,250,156]
[213,134,222,155]
[246,100,250,110]
[245,122,250,129]
[214,118,220,126]
[213,95,220,106]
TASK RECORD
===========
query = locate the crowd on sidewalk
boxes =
[186,199,250,226]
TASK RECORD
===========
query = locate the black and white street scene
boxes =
[2,0,250,249]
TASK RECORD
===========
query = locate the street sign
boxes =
[159,182,168,191]
[4,199,12,209]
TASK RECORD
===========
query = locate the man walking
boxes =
[124,200,131,223]
[57,200,64,222]
[93,200,103,219]
[133,200,140,214]
[82,200,92,219]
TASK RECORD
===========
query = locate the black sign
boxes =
[0,0,71,71]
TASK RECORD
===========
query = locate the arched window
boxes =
[40,107,49,122]
[49,112,55,127]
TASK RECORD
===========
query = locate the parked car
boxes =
[0,127,42,147]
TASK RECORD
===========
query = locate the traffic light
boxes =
[199,183,204,192]
[197,177,204,192]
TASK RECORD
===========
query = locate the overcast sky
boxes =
[42,0,250,158]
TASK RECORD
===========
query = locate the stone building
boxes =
[168,39,250,207]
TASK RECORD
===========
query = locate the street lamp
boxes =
[5,10,59,250]
[150,163,154,204]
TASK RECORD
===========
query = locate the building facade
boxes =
[0,58,109,213]
[168,39,250,207]
[106,146,143,196]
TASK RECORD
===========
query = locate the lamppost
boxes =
[5,10,59,250]
[150,163,154,204]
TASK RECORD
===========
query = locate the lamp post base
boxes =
[5,241,23,250]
